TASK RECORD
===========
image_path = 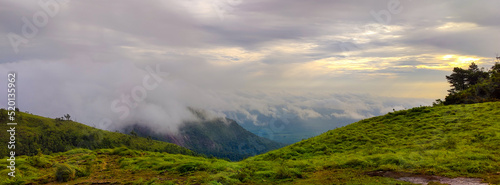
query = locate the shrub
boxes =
[376,164,398,171]
[255,170,276,178]
[176,162,207,174]
[275,166,303,179]
[294,147,307,154]
[55,163,75,182]
[155,162,175,171]
[64,148,92,155]
[74,164,92,177]
[441,137,458,149]
[341,158,370,168]
[112,147,139,156]
[382,156,412,168]
[161,181,176,185]
[230,167,254,182]
[1,178,26,185]
[212,175,240,185]
[27,156,52,168]
[207,181,223,185]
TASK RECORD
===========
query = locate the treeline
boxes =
[440,62,500,105]
[0,110,195,157]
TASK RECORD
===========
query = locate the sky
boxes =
[0,0,499,137]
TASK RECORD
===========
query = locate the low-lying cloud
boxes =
[1,0,496,137]
[0,57,430,135]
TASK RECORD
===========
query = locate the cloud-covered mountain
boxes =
[123,108,285,161]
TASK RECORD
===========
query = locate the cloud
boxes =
[0,56,431,134]
[331,110,374,120]
[1,0,499,135]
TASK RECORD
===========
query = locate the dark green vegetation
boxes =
[126,118,285,161]
[0,110,195,157]
[2,102,500,184]
[442,62,500,105]
[178,119,284,161]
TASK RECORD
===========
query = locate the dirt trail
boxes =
[367,171,488,185]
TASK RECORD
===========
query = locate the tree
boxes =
[490,62,500,74]
[64,114,71,121]
[446,67,468,93]
[465,62,488,86]
[444,62,500,105]
[130,130,137,137]
[0,109,7,121]
[446,62,488,94]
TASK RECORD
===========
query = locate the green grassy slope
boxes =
[0,109,195,157]
[244,102,500,183]
[2,102,500,184]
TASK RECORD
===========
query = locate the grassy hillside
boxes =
[2,102,500,184]
[248,102,500,183]
[0,109,195,157]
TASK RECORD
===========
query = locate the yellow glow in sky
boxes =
[442,55,454,60]
[441,55,481,68]
[436,22,478,31]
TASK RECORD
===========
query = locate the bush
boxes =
[376,164,398,171]
[230,167,254,182]
[1,177,26,185]
[382,156,412,168]
[341,158,370,168]
[55,163,75,182]
[212,175,240,185]
[64,148,92,155]
[176,162,207,174]
[74,165,92,177]
[112,147,140,156]
[275,166,303,179]
[207,181,223,185]
[255,170,276,178]
[27,156,52,168]
[155,162,175,171]
[441,137,458,149]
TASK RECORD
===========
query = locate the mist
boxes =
[0,56,431,136]
[2,0,496,137]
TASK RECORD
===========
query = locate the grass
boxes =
[0,109,195,157]
[1,102,500,184]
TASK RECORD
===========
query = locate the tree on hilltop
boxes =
[445,62,488,94]
[64,114,71,121]
[443,61,500,105]
[446,67,468,93]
